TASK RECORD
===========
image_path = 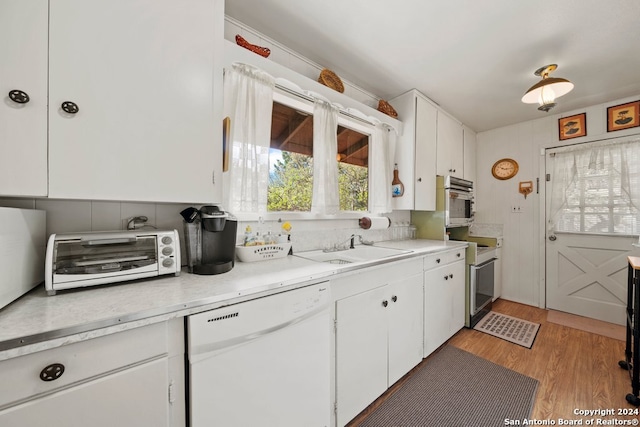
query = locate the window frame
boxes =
[234,89,375,222]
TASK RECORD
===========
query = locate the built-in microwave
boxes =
[441,175,474,227]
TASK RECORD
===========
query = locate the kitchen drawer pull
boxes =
[436,258,441,263]
[382,300,388,308]
[444,275,449,280]
[391,295,398,303]
[40,363,65,382]
[9,89,30,104]
[61,101,79,114]
[457,253,461,257]
[449,274,453,279]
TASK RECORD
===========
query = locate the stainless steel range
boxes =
[465,243,497,327]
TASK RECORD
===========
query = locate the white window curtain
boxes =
[548,136,640,235]
[311,98,340,215]
[369,123,396,214]
[223,63,275,214]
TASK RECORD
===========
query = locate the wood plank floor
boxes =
[348,299,637,426]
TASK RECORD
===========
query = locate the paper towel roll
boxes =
[359,216,391,230]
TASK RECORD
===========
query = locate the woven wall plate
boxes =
[318,69,344,93]
[377,100,398,118]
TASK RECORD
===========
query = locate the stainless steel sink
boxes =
[295,245,411,264]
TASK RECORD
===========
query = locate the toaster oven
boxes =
[45,229,180,295]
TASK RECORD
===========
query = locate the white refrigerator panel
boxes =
[0,208,46,310]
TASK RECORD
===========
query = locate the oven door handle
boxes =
[81,237,138,246]
[473,257,497,269]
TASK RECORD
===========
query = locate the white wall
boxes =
[224,16,381,109]
[0,17,413,262]
[476,94,640,307]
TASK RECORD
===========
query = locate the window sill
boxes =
[232,211,369,222]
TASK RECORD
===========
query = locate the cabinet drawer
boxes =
[423,248,465,270]
[331,258,422,301]
[0,322,168,409]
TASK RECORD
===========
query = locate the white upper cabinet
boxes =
[436,111,464,177]
[390,90,437,211]
[0,0,48,197]
[463,125,477,183]
[48,0,224,203]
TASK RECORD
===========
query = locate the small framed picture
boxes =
[607,100,640,132]
[558,113,587,141]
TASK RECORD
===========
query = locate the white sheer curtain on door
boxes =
[369,122,396,214]
[223,63,275,214]
[548,136,640,235]
[311,98,339,215]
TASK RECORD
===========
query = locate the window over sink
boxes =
[267,94,370,214]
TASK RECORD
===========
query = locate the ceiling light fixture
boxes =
[521,64,574,112]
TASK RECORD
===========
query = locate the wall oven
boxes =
[443,176,474,228]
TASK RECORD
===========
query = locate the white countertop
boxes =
[0,239,466,360]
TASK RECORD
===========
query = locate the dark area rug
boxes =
[359,345,539,427]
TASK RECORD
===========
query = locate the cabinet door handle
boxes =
[417,177,422,182]
[8,89,30,104]
[40,363,65,382]
[382,300,388,308]
[449,274,453,279]
[391,295,398,303]
[444,276,449,280]
[457,253,461,257]
[436,258,441,263]
[61,101,79,114]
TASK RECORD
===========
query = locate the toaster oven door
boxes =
[52,235,159,283]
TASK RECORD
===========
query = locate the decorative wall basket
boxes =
[318,69,344,93]
[235,35,271,58]
[377,100,398,118]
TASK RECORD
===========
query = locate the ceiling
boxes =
[225,0,640,132]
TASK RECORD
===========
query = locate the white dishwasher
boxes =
[187,281,331,427]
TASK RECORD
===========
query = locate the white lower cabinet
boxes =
[335,270,423,426]
[0,320,185,427]
[0,358,169,427]
[423,258,466,357]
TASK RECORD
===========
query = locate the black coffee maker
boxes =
[180,205,237,275]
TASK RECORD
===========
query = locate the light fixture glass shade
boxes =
[521,77,574,105]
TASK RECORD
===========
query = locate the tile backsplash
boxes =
[0,198,411,263]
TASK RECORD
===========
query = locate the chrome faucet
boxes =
[353,234,374,246]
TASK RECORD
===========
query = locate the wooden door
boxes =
[546,232,633,325]
[48,0,222,203]
[0,0,48,196]
[387,273,423,385]
[436,111,463,177]
[423,264,451,357]
[414,96,437,210]
[449,260,467,335]
[336,286,388,427]
[545,149,639,325]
